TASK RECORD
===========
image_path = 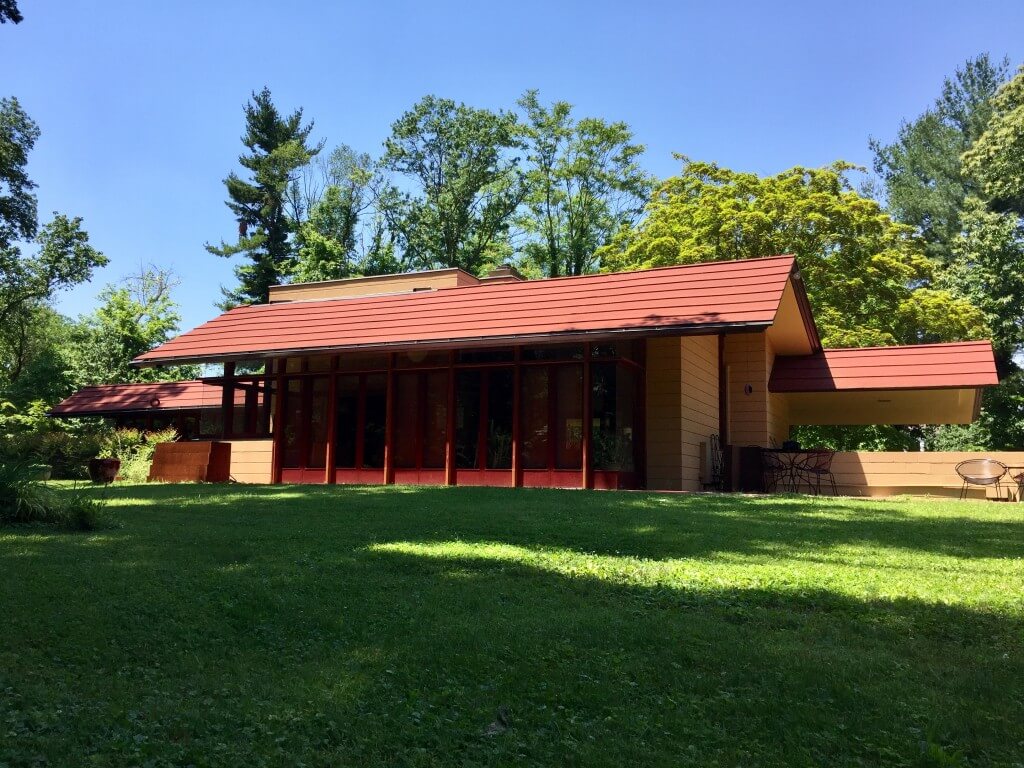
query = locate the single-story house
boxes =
[52,255,1000,491]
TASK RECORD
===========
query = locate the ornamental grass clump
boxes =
[0,462,105,531]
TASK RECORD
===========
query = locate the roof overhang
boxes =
[133,255,800,368]
[136,320,773,368]
[770,341,998,426]
[48,381,229,418]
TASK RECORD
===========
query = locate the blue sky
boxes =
[3,0,1024,331]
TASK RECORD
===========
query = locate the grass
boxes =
[1,484,1022,767]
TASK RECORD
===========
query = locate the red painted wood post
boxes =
[384,353,395,485]
[221,361,236,440]
[445,352,456,486]
[512,347,522,487]
[324,355,338,484]
[582,343,593,490]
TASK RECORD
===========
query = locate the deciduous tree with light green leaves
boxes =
[379,96,524,275]
[597,159,987,348]
[516,91,651,277]
[68,267,197,387]
[963,65,1024,214]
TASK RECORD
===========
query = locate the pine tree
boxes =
[206,88,322,307]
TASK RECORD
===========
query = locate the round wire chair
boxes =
[955,459,1007,500]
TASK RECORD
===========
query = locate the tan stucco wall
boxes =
[225,439,273,483]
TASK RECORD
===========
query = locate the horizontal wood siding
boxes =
[646,337,683,490]
[832,451,1024,498]
[679,335,719,491]
[269,269,474,302]
[765,337,790,446]
[224,439,273,484]
[724,332,769,447]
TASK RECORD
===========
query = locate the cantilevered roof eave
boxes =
[134,319,774,368]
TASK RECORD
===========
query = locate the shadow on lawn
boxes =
[4,486,1024,765]
[63,482,1024,563]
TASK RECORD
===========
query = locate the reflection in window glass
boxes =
[396,350,449,368]
[363,374,387,468]
[334,376,358,468]
[338,352,389,371]
[423,371,448,469]
[282,378,304,467]
[456,371,481,469]
[522,344,584,361]
[592,363,636,471]
[555,365,583,469]
[457,348,514,364]
[393,374,419,469]
[307,377,329,468]
[521,367,549,469]
[487,369,514,469]
[307,355,333,372]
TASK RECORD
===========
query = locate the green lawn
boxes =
[2,485,1022,767]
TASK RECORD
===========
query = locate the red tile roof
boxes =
[769,341,999,392]
[135,256,801,365]
[50,380,225,416]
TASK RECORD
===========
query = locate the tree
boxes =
[0,96,38,250]
[597,159,987,348]
[68,267,197,386]
[1,215,106,329]
[962,66,1024,214]
[517,91,651,277]
[871,55,1009,264]
[0,0,22,23]
[0,97,105,408]
[380,96,524,274]
[290,145,377,282]
[206,88,322,307]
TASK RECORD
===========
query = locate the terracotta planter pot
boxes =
[88,458,121,484]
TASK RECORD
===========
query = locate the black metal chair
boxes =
[701,434,724,491]
[955,459,1007,500]
[761,450,791,493]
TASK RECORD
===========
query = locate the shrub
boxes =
[0,400,112,479]
[0,462,106,531]
[97,427,178,483]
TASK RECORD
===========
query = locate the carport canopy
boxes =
[769,341,999,425]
